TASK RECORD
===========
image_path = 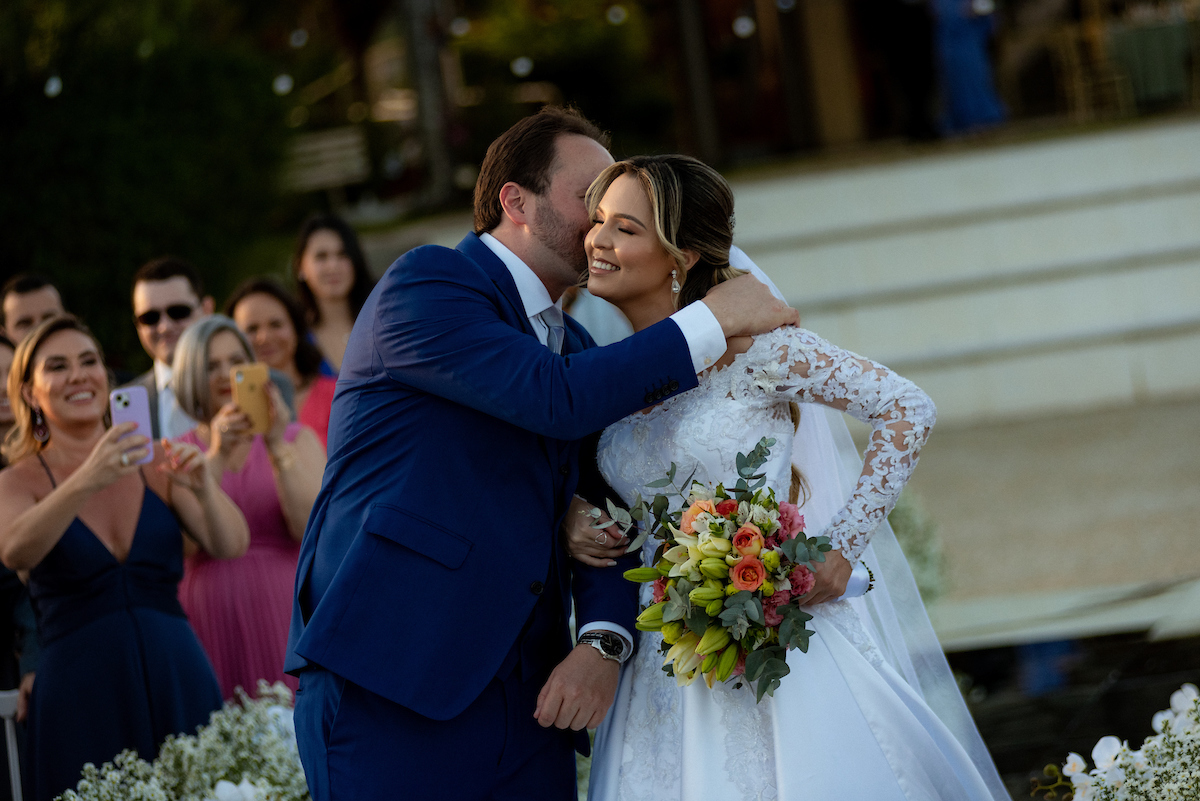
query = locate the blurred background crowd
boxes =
[2,0,1199,798]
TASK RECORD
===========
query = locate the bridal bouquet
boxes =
[599,437,834,702]
[1032,683,1200,800]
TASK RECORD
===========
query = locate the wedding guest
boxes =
[292,214,375,376]
[125,257,215,439]
[226,279,336,449]
[2,275,65,344]
[0,316,248,801]
[932,0,1006,134]
[171,316,324,699]
[126,258,295,439]
[0,334,38,801]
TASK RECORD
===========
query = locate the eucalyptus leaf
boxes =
[745,596,765,626]
[645,477,672,488]
[743,649,768,681]
[626,529,649,553]
[684,607,710,635]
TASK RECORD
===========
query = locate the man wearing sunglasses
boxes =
[125,256,298,439]
[125,257,217,439]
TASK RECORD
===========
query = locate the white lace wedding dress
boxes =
[588,326,999,801]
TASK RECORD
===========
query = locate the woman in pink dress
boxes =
[226,278,337,449]
[170,315,326,698]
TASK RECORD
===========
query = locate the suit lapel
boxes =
[456,234,534,337]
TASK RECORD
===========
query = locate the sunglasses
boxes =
[135,304,196,327]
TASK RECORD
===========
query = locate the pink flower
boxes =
[763,591,791,627]
[790,565,815,598]
[651,577,667,604]
[732,651,747,677]
[777,503,804,541]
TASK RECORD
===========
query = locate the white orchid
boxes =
[1063,752,1088,776]
[1091,736,1122,770]
[1170,683,1198,714]
[1043,684,1200,801]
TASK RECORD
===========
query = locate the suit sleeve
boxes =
[373,249,698,441]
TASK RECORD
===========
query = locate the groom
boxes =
[286,106,797,801]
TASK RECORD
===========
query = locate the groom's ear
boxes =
[498,182,530,227]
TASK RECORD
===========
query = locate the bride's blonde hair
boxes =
[586,155,808,505]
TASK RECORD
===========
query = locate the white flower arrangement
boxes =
[58,682,309,801]
[1033,683,1200,800]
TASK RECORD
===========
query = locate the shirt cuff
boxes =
[670,302,727,374]
[578,621,634,661]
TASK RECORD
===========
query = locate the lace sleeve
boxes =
[737,328,936,564]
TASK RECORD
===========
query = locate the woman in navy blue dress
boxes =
[0,317,249,801]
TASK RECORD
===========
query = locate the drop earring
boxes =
[32,407,49,443]
[670,269,681,294]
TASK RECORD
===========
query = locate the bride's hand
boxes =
[799,549,853,606]
[562,496,627,567]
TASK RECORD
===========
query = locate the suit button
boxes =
[530,581,544,595]
[668,380,679,392]
[644,393,654,404]
[559,465,570,476]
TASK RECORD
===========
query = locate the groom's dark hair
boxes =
[473,106,610,234]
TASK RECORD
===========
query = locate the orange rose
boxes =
[732,523,764,557]
[729,555,766,592]
[680,499,716,534]
[715,499,738,517]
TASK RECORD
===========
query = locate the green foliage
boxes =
[0,0,292,369]
[743,645,789,703]
[453,0,674,158]
[887,491,947,603]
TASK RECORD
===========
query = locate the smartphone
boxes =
[231,363,271,435]
[108,386,155,465]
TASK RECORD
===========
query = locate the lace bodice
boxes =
[597,326,935,564]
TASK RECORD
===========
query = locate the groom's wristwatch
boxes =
[578,631,630,664]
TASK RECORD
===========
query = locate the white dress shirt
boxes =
[155,360,198,439]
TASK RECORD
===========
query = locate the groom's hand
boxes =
[701,273,799,339]
[534,645,620,731]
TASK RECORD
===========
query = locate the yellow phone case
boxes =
[231,363,271,435]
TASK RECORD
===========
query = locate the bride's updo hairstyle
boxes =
[584,154,745,310]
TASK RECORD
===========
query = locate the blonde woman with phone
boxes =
[170,315,325,699]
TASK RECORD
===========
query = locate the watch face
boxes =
[596,634,622,657]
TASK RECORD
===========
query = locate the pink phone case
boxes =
[109,386,155,465]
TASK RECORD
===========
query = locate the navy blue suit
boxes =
[286,234,697,800]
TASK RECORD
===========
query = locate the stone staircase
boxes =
[733,117,1200,427]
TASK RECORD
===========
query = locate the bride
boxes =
[566,155,1008,800]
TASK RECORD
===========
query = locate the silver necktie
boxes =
[538,306,566,355]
